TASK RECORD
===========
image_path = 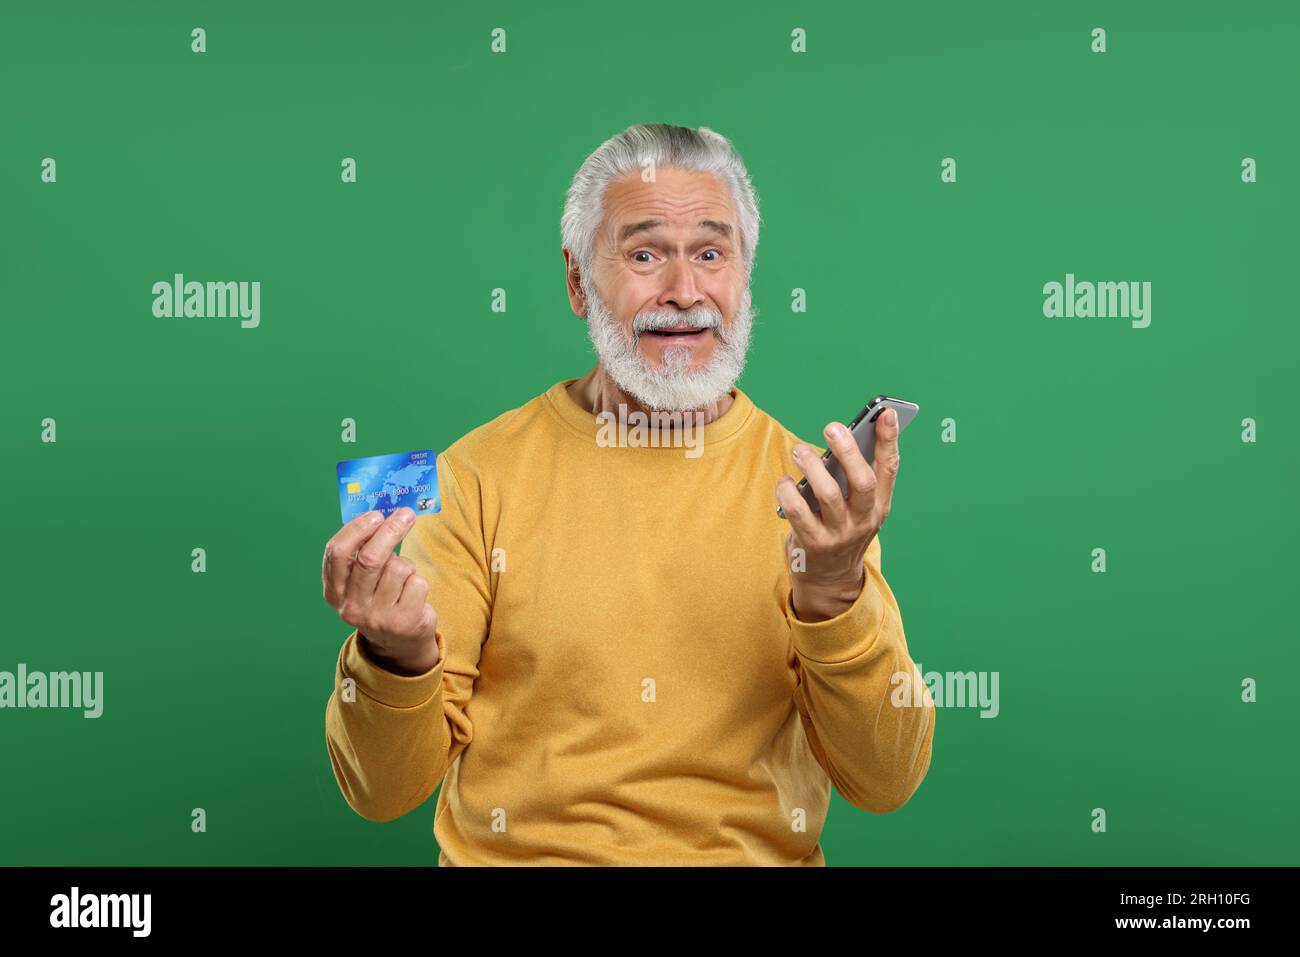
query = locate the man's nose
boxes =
[660,258,704,310]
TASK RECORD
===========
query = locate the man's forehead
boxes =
[603,168,736,237]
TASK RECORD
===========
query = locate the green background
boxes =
[2,0,1296,865]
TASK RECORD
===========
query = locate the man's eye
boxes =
[700,249,721,262]
[632,251,654,263]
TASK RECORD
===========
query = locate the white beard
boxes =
[582,278,754,413]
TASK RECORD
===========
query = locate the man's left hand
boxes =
[775,407,901,622]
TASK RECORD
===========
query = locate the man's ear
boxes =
[563,248,588,318]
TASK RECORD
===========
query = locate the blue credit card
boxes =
[336,450,440,523]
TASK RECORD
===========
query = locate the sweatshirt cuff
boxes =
[338,628,446,709]
[784,562,889,665]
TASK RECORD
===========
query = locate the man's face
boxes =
[568,165,754,411]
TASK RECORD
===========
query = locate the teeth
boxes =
[645,326,707,337]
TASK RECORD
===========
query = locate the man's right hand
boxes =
[322,507,442,676]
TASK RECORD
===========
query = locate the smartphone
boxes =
[776,395,919,518]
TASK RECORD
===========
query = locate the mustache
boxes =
[632,308,724,335]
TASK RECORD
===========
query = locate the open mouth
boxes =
[645,327,712,339]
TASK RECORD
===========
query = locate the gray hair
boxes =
[560,123,761,284]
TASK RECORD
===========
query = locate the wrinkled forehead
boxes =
[600,167,738,243]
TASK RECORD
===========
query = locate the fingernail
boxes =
[399,508,415,523]
[792,445,806,461]
[827,422,848,439]
[368,511,382,524]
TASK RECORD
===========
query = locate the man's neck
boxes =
[567,365,735,430]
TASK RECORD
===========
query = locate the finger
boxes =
[370,555,416,617]
[793,442,848,526]
[349,507,419,601]
[775,473,826,548]
[823,420,877,522]
[394,573,436,641]
[323,510,385,606]
[872,407,902,523]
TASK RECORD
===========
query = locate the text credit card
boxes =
[336,450,440,523]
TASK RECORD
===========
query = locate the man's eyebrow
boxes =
[618,219,734,242]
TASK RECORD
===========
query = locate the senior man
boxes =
[323,123,934,866]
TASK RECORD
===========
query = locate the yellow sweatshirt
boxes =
[324,379,934,865]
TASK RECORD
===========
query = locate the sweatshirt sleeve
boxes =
[785,533,935,814]
[324,450,490,823]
